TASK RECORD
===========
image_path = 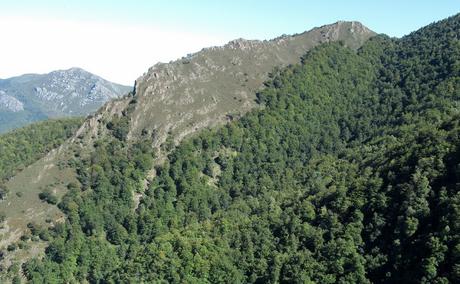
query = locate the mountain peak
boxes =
[64,67,88,74]
[317,20,370,31]
[50,67,93,77]
[68,66,84,71]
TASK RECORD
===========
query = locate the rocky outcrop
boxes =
[0,92,24,112]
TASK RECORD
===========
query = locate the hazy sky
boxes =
[1,1,459,85]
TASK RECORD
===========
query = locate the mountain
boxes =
[129,21,374,146]
[0,68,131,133]
[0,21,374,280]
[2,14,460,282]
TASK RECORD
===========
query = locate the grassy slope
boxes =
[0,118,82,272]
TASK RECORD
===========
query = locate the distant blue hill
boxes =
[0,67,132,133]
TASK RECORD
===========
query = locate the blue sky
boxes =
[3,0,460,38]
[0,1,459,84]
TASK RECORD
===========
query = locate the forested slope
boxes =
[18,14,460,283]
[0,118,83,184]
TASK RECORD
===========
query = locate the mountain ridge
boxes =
[129,21,375,145]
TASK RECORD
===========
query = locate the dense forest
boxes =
[0,118,82,185]
[16,14,460,283]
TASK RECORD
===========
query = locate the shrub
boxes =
[38,190,58,205]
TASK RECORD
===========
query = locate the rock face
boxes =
[0,92,24,112]
[0,68,131,133]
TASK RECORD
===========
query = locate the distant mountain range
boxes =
[0,68,131,133]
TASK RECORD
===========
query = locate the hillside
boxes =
[0,21,375,281]
[0,118,83,184]
[0,68,131,133]
[2,14,460,282]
